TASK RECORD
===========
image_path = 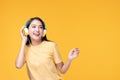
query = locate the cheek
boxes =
[28,29,33,35]
[40,29,44,33]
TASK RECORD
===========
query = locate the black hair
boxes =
[26,17,49,45]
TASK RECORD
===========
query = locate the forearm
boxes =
[61,59,72,74]
[15,41,26,69]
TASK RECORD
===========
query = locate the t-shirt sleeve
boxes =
[52,43,63,64]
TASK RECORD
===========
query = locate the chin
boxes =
[33,37,41,41]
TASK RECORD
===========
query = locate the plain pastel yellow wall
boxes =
[0,0,120,80]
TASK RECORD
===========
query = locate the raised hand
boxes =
[20,26,27,42]
[68,48,80,60]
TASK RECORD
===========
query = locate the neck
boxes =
[31,39,42,46]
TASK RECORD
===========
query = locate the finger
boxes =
[21,26,27,36]
[70,48,75,53]
[20,26,25,32]
[73,48,79,50]
[75,48,79,50]
[20,26,24,35]
[73,48,79,52]
[75,49,80,54]
[70,48,79,54]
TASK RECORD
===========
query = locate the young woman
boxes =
[16,17,79,80]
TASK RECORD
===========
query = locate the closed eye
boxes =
[38,25,43,29]
[32,26,36,28]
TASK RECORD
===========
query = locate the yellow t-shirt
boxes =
[24,41,63,80]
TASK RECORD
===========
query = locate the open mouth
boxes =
[33,33,40,36]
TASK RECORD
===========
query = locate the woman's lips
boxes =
[33,33,40,36]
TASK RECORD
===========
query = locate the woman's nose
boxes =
[35,27,39,32]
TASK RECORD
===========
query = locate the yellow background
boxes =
[0,0,120,80]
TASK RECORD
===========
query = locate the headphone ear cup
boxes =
[23,27,29,36]
[42,29,46,37]
[23,20,29,36]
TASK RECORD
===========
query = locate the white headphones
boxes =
[42,29,46,37]
[23,20,47,37]
[23,27,47,37]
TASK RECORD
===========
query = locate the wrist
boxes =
[67,58,72,63]
[22,40,26,45]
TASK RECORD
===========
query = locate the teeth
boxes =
[33,33,40,36]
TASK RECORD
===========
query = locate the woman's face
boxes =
[28,19,44,41]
